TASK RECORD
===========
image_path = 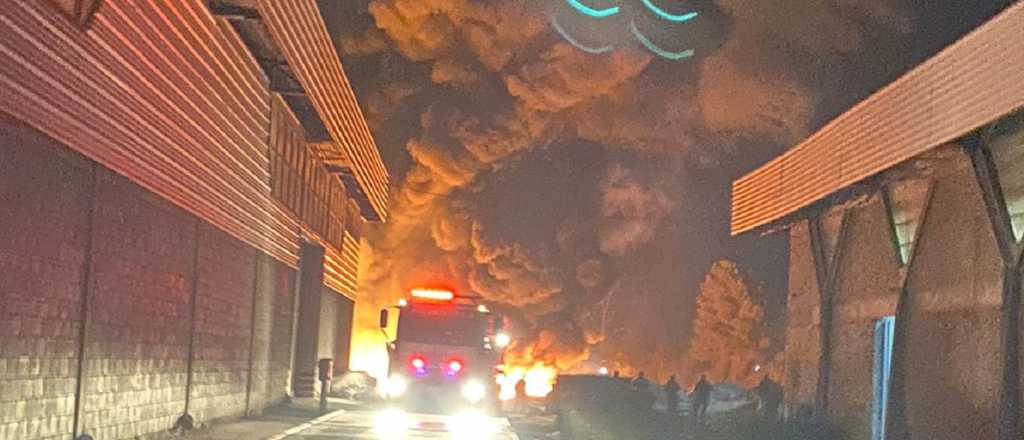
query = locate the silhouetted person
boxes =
[664,375,681,414]
[755,376,783,422]
[690,375,712,419]
[514,378,527,413]
[632,371,651,391]
[612,371,621,380]
[632,371,655,409]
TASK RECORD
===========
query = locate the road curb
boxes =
[262,408,347,440]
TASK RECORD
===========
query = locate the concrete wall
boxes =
[902,149,1002,440]
[784,145,1011,439]
[828,197,901,439]
[0,115,329,439]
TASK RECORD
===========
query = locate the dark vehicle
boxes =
[379,289,508,413]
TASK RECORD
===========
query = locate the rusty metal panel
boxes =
[256,0,390,222]
[732,1,1024,235]
[0,0,304,265]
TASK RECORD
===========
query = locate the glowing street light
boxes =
[494,332,511,348]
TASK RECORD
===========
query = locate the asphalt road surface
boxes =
[273,407,521,439]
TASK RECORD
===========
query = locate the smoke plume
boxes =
[334,0,926,377]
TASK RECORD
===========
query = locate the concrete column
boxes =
[292,242,325,397]
[245,253,275,415]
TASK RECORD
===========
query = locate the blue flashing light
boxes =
[629,19,694,60]
[550,15,615,54]
[565,0,620,18]
[640,0,698,22]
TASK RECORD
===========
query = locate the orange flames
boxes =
[496,362,558,400]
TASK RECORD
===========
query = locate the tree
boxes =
[687,260,768,386]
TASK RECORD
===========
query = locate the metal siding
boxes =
[732,2,1024,235]
[323,231,360,300]
[0,0,303,265]
[257,0,390,221]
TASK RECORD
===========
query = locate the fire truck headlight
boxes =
[383,375,407,398]
[374,408,411,438]
[494,332,511,348]
[461,379,487,403]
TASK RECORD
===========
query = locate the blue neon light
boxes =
[565,0,620,18]
[629,19,694,60]
[550,15,615,54]
[640,0,698,22]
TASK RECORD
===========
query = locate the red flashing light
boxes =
[410,288,454,301]
[447,360,463,373]
[411,357,427,370]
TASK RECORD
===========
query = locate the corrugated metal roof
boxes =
[731,1,1024,235]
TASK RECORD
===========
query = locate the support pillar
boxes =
[968,137,1021,440]
[808,211,848,417]
[292,242,325,398]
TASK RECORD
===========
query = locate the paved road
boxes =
[274,407,520,439]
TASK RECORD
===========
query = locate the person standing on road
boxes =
[514,377,528,413]
[690,374,712,419]
[632,371,655,409]
[755,375,783,422]
[664,375,681,414]
[632,371,651,391]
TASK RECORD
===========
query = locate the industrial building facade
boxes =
[0,1,389,439]
[732,3,1024,440]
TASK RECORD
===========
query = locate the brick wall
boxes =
[0,128,93,440]
[0,117,324,439]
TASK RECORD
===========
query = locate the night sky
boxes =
[321,0,1016,377]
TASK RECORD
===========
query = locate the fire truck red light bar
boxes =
[410,289,455,301]
[411,357,426,369]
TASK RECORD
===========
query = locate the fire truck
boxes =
[378,289,510,413]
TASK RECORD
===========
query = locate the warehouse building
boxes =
[0,1,389,439]
[731,3,1024,440]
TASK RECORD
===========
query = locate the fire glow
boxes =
[496,362,558,400]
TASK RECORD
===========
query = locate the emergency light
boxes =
[410,288,455,301]
[410,357,427,370]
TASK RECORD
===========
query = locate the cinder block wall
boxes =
[82,167,195,439]
[189,224,257,423]
[0,117,326,439]
[0,136,94,440]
